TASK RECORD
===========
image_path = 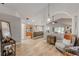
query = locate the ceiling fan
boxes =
[51,16,58,24]
[47,4,57,24]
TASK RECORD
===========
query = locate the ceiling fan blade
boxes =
[52,21,58,23]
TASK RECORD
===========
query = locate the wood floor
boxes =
[16,38,63,56]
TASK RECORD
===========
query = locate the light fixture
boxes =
[47,18,51,22]
[47,3,51,22]
[52,16,55,24]
[26,17,33,24]
[52,16,57,24]
[52,22,55,24]
[1,3,5,5]
[0,3,6,6]
[26,18,29,20]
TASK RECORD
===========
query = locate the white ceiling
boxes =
[56,18,72,26]
[48,18,72,27]
[0,3,73,26]
[4,3,47,18]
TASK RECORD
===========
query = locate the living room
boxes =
[0,3,79,56]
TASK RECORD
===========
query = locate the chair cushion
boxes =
[63,39,71,46]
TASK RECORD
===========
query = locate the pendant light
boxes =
[52,16,55,24]
[47,3,51,22]
[52,16,57,24]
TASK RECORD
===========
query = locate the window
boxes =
[54,27,64,33]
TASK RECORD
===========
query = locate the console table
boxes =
[47,35,56,45]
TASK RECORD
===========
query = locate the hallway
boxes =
[16,38,63,56]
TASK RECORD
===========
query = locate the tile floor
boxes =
[16,38,63,56]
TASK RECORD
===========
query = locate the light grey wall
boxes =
[0,13,21,42]
[0,4,17,17]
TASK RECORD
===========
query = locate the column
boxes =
[72,16,78,36]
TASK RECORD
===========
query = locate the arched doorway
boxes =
[46,11,73,35]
